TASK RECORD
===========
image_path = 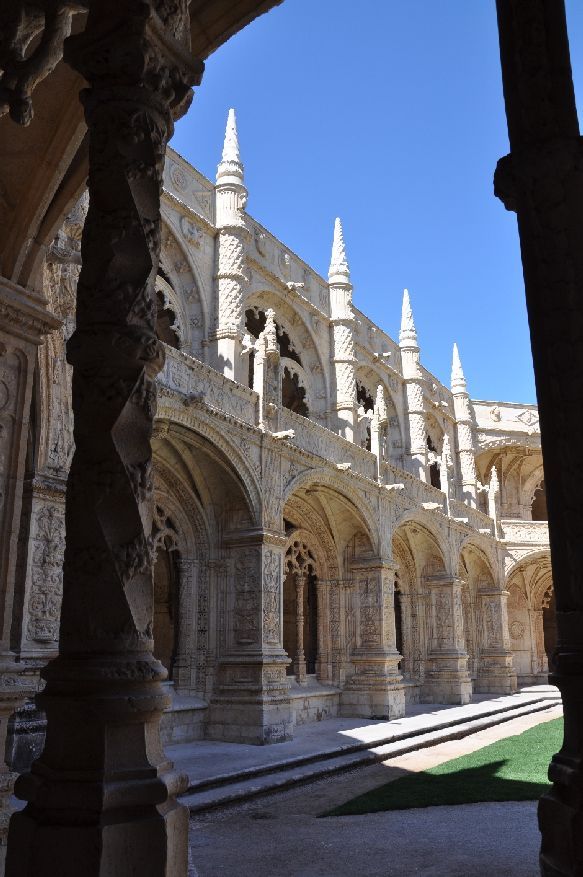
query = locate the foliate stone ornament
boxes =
[27,505,64,643]
[510,619,526,640]
[233,550,260,645]
[179,214,203,247]
[0,3,77,126]
[262,549,281,645]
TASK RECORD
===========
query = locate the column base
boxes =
[207,654,293,744]
[422,652,472,703]
[5,654,189,877]
[340,654,406,720]
[7,795,188,877]
[475,653,518,695]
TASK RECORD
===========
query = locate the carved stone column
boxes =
[6,5,203,875]
[422,575,472,704]
[207,531,292,744]
[341,562,405,719]
[293,572,307,684]
[475,584,517,694]
[315,579,329,682]
[494,3,583,872]
[253,309,281,432]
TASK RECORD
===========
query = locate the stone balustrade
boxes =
[159,345,259,427]
[278,407,378,481]
[501,520,550,544]
[380,461,447,512]
[450,499,494,534]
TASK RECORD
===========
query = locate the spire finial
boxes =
[217,108,244,183]
[451,342,467,393]
[328,217,350,283]
[399,289,418,346]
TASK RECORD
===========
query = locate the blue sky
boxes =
[171,1,583,405]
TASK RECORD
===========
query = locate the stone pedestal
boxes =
[207,530,292,743]
[340,562,405,719]
[0,662,38,872]
[423,575,472,704]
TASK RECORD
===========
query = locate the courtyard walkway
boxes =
[171,685,559,812]
[187,692,562,876]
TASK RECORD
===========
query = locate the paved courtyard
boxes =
[188,701,561,876]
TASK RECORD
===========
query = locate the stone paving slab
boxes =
[188,801,542,877]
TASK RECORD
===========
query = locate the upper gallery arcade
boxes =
[11,107,551,747]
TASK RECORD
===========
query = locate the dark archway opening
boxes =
[283,542,318,678]
[532,480,548,521]
[394,583,403,670]
[282,366,309,417]
[357,381,374,451]
[245,307,309,417]
[156,286,180,349]
[427,434,441,489]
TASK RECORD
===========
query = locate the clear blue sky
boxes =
[171,0,583,405]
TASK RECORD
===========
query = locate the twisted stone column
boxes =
[494,3,583,872]
[6,4,203,875]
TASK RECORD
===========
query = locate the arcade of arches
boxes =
[1,117,554,751]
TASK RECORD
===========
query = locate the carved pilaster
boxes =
[475,584,517,694]
[208,530,291,744]
[341,562,405,720]
[6,5,203,875]
[422,575,472,704]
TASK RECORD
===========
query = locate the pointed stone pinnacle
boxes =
[451,342,467,393]
[399,289,418,346]
[328,217,350,283]
[217,108,244,183]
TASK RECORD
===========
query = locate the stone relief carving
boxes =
[262,549,281,645]
[233,549,260,645]
[27,505,65,643]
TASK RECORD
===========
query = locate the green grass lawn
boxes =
[325,717,563,817]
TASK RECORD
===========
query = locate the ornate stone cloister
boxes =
[0,1,578,874]
[8,106,554,752]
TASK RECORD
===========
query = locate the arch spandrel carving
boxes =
[159,213,208,359]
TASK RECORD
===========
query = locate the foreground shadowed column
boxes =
[6,3,202,875]
[495,2,583,874]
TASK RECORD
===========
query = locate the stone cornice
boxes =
[0,276,61,344]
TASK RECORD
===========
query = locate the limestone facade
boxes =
[9,110,551,746]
